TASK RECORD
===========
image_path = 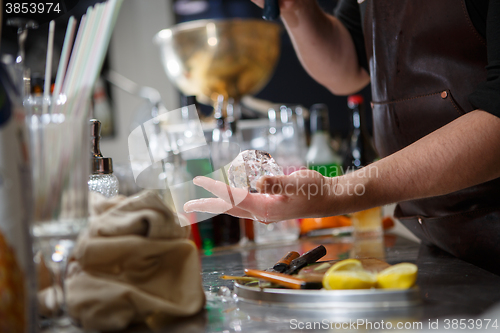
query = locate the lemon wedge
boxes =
[323,259,377,290]
[376,263,418,289]
[328,258,364,272]
[323,270,377,290]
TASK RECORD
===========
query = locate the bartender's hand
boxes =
[183,170,336,223]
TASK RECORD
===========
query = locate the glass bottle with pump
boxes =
[88,119,119,198]
[306,103,342,177]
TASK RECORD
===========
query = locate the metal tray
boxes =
[234,282,421,309]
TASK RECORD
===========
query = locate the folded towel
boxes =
[65,190,204,331]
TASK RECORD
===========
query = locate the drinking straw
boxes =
[42,20,55,114]
[69,2,108,116]
[60,14,86,99]
[52,16,76,108]
[61,5,97,110]
[89,0,123,88]
[75,0,123,117]
[58,0,123,118]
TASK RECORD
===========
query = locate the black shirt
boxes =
[334,0,500,117]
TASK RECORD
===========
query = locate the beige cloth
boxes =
[64,190,205,331]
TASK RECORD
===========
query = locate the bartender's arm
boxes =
[184,1,500,221]
[184,110,500,222]
[252,0,370,95]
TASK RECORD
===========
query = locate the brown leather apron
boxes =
[363,0,500,274]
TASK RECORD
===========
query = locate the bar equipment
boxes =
[306,103,342,177]
[155,19,281,246]
[263,0,280,21]
[28,98,90,324]
[154,19,280,118]
[6,18,39,97]
[268,104,307,174]
[342,95,377,171]
[343,95,383,238]
[89,119,119,198]
[0,64,38,333]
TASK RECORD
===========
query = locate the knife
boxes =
[272,251,300,273]
[244,269,323,289]
[283,245,327,275]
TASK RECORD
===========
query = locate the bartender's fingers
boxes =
[191,176,284,218]
[183,198,255,219]
[256,169,326,195]
[193,176,250,206]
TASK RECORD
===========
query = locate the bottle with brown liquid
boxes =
[210,95,240,247]
[342,95,378,171]
[343,95,383,238]
[0,64,38,332]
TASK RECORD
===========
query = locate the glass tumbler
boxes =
[27,100,89,323]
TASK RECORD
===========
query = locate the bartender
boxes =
[185,0,500,275]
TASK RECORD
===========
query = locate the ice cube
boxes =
[228,150,283,193]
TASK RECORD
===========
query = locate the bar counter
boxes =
[41,232,499,332]
[120,233,500,332]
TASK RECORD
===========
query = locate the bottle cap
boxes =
[309,103,329,132]
[90,119,113,174]
[347,95,364,108]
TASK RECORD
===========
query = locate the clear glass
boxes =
[88,173,119,198]
[240,105,305,244]
[27,98,89,327]
[267,104,307,175]
[253,220,300,244]
[351,206,383,238]
[350,233,386,260]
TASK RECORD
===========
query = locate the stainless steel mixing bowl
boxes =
[154,19,281,105]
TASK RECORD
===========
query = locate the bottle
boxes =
[210,95,241,247]
[180,96,215,254]
[342,95,378,172]
[182,96,213,179]
[302,104,349,235]
[88,119,119,198]
[306,103,342,177]
[343,95,382,238]
[0,64,38,332]
[92,77,114,137]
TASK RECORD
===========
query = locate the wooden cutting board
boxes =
[296,258,390,283]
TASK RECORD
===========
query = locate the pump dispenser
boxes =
[88,119,119,197]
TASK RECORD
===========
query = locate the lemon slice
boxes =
[376,263,418,289]
[323,259,376,290]
[323,270,377,290]
[328,259,364,272]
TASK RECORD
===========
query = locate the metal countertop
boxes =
[114,233,500,332]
